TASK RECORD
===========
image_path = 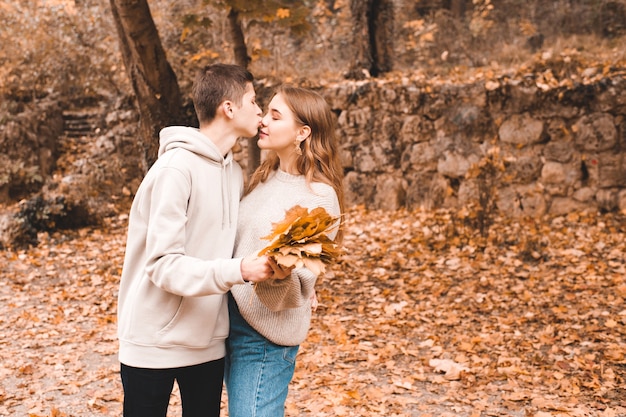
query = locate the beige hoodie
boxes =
[118,126,245,368]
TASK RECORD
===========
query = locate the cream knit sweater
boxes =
[231,169,340,346]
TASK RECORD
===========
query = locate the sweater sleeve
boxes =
[254,267,317,311]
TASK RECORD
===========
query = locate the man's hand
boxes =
[268,257,294,280]
[240,255,273,283]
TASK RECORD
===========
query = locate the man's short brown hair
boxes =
[192,63,254,124]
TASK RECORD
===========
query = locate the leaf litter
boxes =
[0,206,625,416]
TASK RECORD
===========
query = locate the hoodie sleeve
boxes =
[142,165,245,297]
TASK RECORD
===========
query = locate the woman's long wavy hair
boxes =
[246,84,345,242]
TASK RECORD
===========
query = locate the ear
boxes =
[221,101,234,119]
[297,125,311,142]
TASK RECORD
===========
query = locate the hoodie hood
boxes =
[158,126,237,228]
[159,126,233,165]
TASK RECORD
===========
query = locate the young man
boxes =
[117,63,273,417]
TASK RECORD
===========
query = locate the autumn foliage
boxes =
[258,205,340,275]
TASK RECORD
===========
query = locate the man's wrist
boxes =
[240,258,249,282]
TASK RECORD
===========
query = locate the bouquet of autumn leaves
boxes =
[258,205,340,276]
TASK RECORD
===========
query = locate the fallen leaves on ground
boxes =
[0,206,625,416]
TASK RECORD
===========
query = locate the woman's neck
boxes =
[278,152,299,175]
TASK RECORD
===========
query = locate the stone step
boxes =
[62,109,102,138]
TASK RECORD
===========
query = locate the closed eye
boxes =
[270,109,282,120]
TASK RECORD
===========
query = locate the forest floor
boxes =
[0,206,625,417]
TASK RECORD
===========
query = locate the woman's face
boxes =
[257,93,301,154]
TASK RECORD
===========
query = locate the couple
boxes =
[116,63,344,417]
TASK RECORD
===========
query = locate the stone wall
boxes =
[318,75,626,215]
[3,75,624,220]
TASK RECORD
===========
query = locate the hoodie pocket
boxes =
[156,295,228,348]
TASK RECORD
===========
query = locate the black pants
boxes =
[120,358,225,417]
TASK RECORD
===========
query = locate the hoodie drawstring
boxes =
[158,126,237,231]
[222,161,232,229]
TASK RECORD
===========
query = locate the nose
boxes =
[260,113,269,127]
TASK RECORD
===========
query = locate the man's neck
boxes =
[199,123,238,157]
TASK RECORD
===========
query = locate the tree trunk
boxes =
[228,8,250,68]
[346,0,374,79]
[109,0,183,169]
[227,7,260,176]
[370,0,394,76]
[347,0,393,78]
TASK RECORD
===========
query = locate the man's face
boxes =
[233,83,262,138]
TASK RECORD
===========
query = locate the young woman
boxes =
[225,85,345,417]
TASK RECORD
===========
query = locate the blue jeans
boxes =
[120,359,224,417]
[225,293,299,417]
